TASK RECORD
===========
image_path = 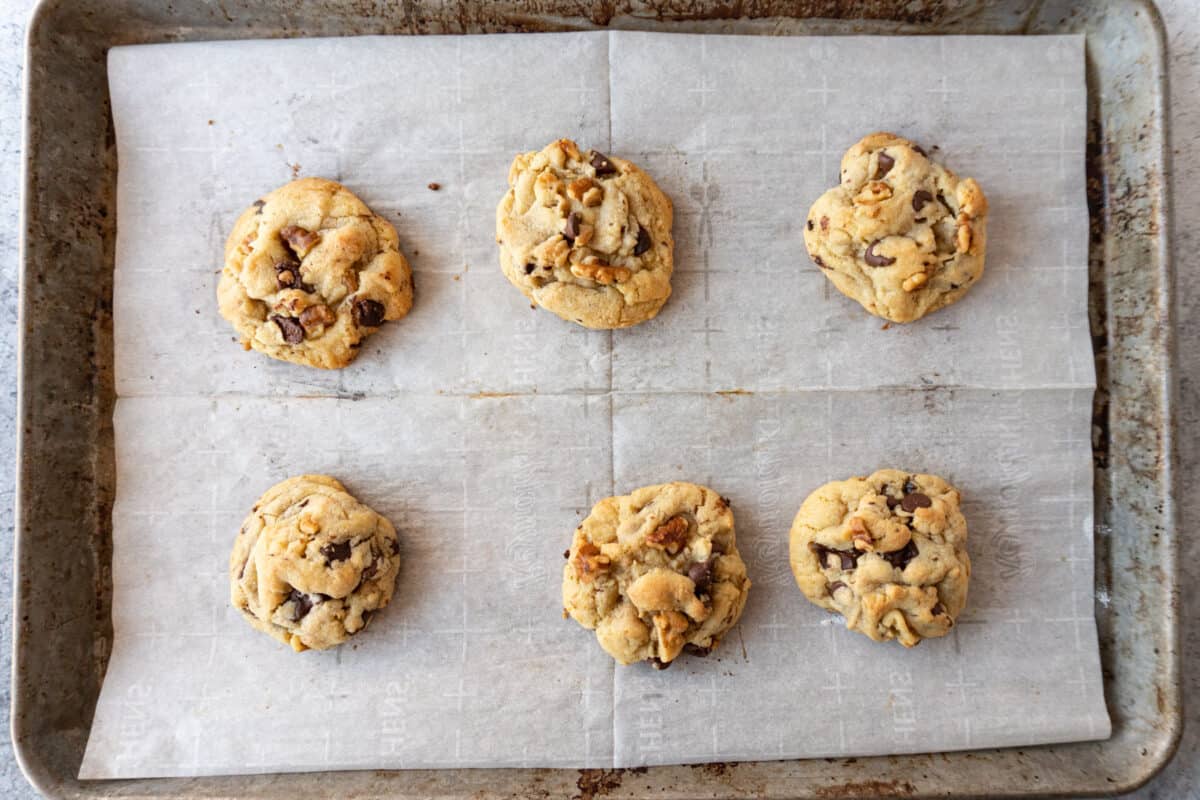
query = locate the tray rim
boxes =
[10,0,1181,797]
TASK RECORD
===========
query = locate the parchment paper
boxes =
[81,32,1107,778]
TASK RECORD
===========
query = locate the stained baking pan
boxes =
[14,0,1177,797]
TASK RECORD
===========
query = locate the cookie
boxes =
[563,482,750,668]
[218,177,413,369]
[496,138,674,329]
[230,475,401,651]
[804,133,988,323]
[788,469,969,646]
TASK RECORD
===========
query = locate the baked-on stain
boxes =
[814,779,917,798]
[574,768,624,800]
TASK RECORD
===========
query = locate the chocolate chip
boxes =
[683,643,712,657]
[270,314,305,344]
[881,539,919,571]
[590,151,617,176]
[388,539,400,555]
[287,588,312,621]
[687,558,714,595]
[320,540,352,563]
[885,495,900,509]
[648,657,672,670]
[931,602,946,616]
[253,199,265,214]
[564,549,570,559]
[352,298,387,327]
[524,263,536,274]
[864,240,895,267]
[634,228,652,256]
[360,554,380,583]
[901,492,932,512]
[827,580,847,596]
[873,152,895,179]
[806,219,814,231]
[563,212,582,244]
[813,255,829,270]
[903,478,918,494]
[810,542,859,571]
[912,144,928,158]
[912,190,933,213]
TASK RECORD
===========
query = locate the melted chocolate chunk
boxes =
[809,542,859,571]
[881,539,919,571]
[864,240,895,267]
[270,314,305,344]
[352,297,386,328]
[634,228,652,256]
[590,150,617,176]
[687,558,715,595]
[563,212,582,245]
[901,492,932,512]
[912,190,933,213]
[873,151,895,179]
[320,540,352,564]
[287,588,312,621]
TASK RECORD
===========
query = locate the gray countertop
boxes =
[1,1,1195,797]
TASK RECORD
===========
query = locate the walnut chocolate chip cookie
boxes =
[230,475,401,652]
[788,469,969,647]
[563,482,750,668]
[218,177,413,369]
[804,133,988,323]
[496,139,674,329]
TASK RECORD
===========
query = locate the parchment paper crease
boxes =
[81,32,1106,778]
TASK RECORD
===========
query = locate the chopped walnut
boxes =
[573,542,611,582]
[901,272,928,292]
[280,225,320,258]
[848,516,874,551]
[570,260,632,286]
[239,231,258,256]
[854,181,893,205]
[956,216,972,252]
[299,304,336,330]
[574,223,595,247]
[556,138,582,162]
[581,187,604,207]
[646,515,689,554]
[653,611,689,663]
[567,177,596,201]
[534,234,572,269]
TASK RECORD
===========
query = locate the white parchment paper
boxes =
[81,32,1107,778]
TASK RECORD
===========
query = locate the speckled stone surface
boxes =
[0,3,1195,797]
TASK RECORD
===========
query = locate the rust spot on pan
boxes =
[575,768,623,800]
[814,779,918,798]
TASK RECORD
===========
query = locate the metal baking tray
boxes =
[14,0,1177,797]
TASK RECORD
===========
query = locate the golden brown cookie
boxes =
[496,139,674,329]
[230,475,400,651]
[563,482,750,668]
[804,133,987,322]
[789,469,969,646]
[218,178,413,369]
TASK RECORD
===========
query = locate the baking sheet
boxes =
[81,32,1107,778]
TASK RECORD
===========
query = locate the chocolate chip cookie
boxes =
[496,139,674,329]
[230,475,401,652]
[788,469,969,647]
[563,482,750,668]
[804,133,988,323]
[218,178,413,369]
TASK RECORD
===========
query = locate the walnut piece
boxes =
[299,304,336,330]
[646,515,689,554]
[653,611,689,663]
[567,177,595,201]
[854,181,893,205]
[573,542,610,582]
[901,272,929,292]
[570,260,632,286]
[280,225,321,258]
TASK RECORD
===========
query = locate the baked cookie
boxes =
[218,177,413,369]
[563,482,750,668]
[230,475,401,651]
[788,469,969,646]
[804,133,988,323]
[496,139,674,329]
